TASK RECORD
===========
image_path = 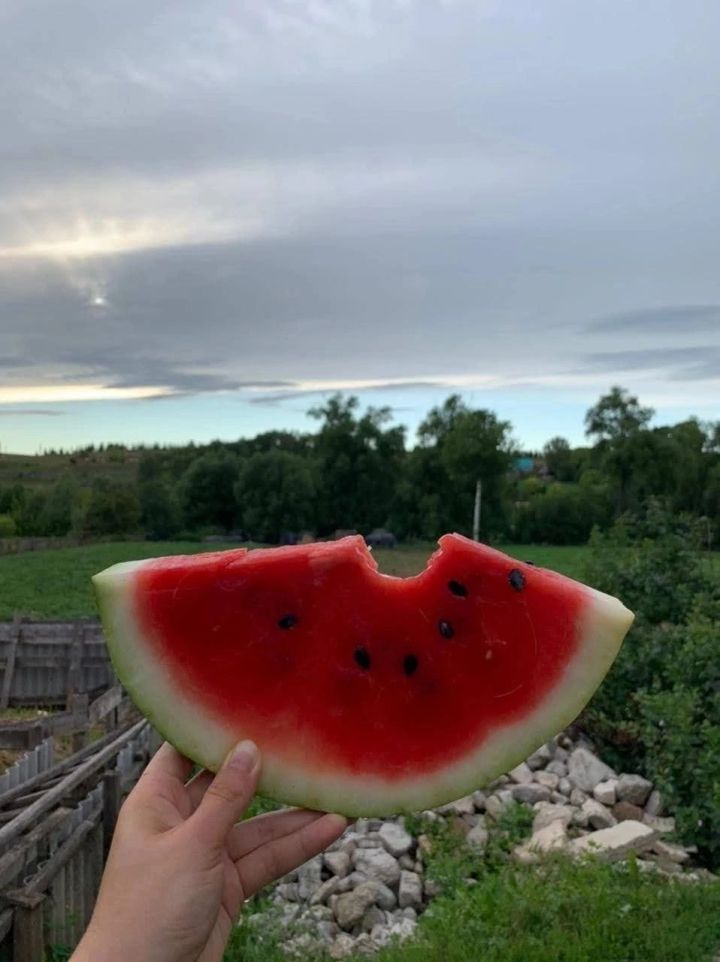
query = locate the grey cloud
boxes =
[588,306,720,334]
[247,381,447,405]
[1,0,720,421]
[584,346,720,378]
[0,409,64,416]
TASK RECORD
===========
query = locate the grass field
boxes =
[224,810,720,962]
[0,540,597,620]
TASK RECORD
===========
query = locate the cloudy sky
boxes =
[1,0,719,454]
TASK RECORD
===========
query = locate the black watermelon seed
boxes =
[438,619,455,639]
[354,647,371,670]
[448,579,468,597]
[277,614,298,629]
[508,569,526,591]
[403,653,419,677]
[524,560,536,567]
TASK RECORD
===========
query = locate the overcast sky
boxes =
[0,0,718,454]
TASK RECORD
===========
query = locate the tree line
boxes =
[1,387,718,546]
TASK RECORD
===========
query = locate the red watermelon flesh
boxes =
[93,535,633,815]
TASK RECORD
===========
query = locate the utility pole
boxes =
[472,479,482,542]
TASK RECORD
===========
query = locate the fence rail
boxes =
[0,620,111,708]
[0,717,161,961]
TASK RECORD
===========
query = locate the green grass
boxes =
[0,538,714,620]
[0,540,593,620]
[224,805,720,962]
[0,540,243,619]
[224,845,720,962]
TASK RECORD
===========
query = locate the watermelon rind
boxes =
[93,547,633,816]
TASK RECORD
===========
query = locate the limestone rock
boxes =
[514,819,567,864]
[645,789,664,816]
[466,822,489,852]
[581,798,617,830]
[360,905,386,933]
[652,839,691,865]
[485,794,512,820]
[311,876,342,905]
[526,744,553,769]
[532,803,573,834]
[424,878,442,899]
[334,884,378,931]
[643,813,676,835]
[613,800,644,822]
[360,879,397,911]
[329,933,357,959]
[593,780,618,806]
[545,759,568,778]
[398,870,423,909]
[352,848,401,887]
[617,773,653,807]
[570,820,657,862]
[569,787,588,806]
[471,790,487,811]
[568,748,616,793]
[509,762,535,784]
[558,777,573,796]
[379,822,414,858]
[512,783,552,805]
[535,771,560,791]
[438,795,476,816]
[417,834,433,857]
[324,851,352,878]
[387,917,418,941]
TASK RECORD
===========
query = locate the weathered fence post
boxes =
[68,692,90,752]
[7,890,46,962]
[0,623,21,710]
[102,769,122,859]
[67,622,86,697]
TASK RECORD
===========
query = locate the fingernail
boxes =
[229,739,259,774]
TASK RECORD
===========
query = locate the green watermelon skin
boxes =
[93,535,633,816]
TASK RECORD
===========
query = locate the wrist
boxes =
[72,923,141,962]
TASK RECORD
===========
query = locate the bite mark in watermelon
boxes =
[93,535,633,815]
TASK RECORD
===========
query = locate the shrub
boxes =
[582,502,719,865]
[0,513,16,537]
[513,482,611,545]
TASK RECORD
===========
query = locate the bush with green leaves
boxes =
[513,481,611,545]
[582,501,719,865]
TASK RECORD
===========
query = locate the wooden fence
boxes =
[0,686,129,752]
[0,538,84,557]
[0,718,162,961]
[0,621,112,709]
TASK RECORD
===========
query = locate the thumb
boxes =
[190,740,261,849]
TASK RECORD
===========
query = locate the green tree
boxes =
[40,473,81,536]
[83,479,141,536]
[585,386,654,441]
[542,436,576,482]
[585,387,654,514]
[12,489,47,536]
[308,395,406,534]
[140,479,182,540]
[235,450,316,543]
[0,514,16,537]
[179,452,239,531]
[411,395,514,539]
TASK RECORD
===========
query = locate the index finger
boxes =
[134,742,194,794]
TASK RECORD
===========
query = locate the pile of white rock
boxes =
[243,732,714,959]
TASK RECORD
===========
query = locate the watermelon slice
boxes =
[93,535,633,816]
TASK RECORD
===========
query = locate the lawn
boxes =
[0,539,715,621]
[0,540,593,620]
[224,810,720,962]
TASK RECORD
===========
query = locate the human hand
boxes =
[71,740,348,962]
